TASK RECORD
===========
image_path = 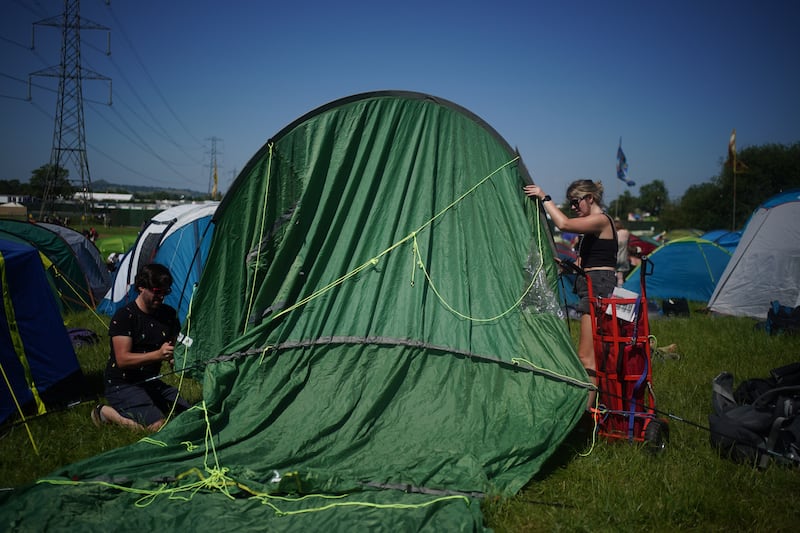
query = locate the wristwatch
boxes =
[542,195,552,202]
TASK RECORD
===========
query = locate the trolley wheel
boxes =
[644,418,669,454]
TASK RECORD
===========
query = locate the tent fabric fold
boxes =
[1,91,586,531]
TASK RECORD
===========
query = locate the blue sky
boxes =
[2,0,798,201]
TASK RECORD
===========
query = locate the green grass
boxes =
[1,308,798,531]
[0,309,202,488]
[484,311,800,532]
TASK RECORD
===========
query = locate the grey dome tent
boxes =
[708,190,800,318]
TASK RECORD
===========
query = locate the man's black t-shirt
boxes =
[106,301,180,383]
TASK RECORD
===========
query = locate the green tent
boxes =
[0,219,95,311]
[0,92,589,530]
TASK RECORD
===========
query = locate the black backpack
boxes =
[765,301,800,336]
[709,362,800,468]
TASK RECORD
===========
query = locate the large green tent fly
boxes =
[0,91,589,531]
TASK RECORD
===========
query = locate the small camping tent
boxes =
[0,219,96,310]
[0,202,26,219]
[98,202,218,324]
[0,239,85,424]
[623,237,732,302]
[0,91,588,530]
[38,223,111,303]
[708,190,800,319]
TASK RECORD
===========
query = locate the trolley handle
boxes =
[556,257,585,278]
[641,256,654,277]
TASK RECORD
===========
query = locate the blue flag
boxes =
[616,140,635,186]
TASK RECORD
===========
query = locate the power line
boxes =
[86,100,202,187]
[105,4,205,148]
[88,53,205,167]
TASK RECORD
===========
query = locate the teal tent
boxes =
[0,92,588,530]
[623,237,732,303]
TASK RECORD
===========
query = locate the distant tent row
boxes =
[0,239,84,425]
[611,191,798,320]
[98,202,218,325]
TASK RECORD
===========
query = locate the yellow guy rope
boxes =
[244,143,274,333]
[1,251,42,454]
[39,400,471,516]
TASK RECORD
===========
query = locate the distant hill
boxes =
[92,179,207,199]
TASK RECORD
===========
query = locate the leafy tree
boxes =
[638,180,668,216]
[608,189,637,220]
[671,181,727,230]
[718,142,800,227]
[627,142,799,231]
[0,179,24,194]
[30,164,73,198]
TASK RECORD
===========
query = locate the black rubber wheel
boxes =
[644,418,669,454]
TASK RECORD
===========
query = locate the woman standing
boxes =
[524,179,617,407]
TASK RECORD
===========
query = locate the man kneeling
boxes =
[92,263,190,431]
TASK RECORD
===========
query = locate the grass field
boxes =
[1,306,798,531]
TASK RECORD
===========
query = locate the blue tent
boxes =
[0,239,84,424]
[98,203,218,324]
[700,229,742,252]
[623,237,732,303]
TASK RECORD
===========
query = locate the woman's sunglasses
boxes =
[570,194,591,208]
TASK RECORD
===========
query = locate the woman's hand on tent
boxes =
[523,184,546,200]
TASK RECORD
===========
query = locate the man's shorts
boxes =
[105,379,190,427]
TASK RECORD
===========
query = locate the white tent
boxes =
[708,190,800,319]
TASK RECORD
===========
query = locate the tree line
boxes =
[3,142,799,230]
[0,164,212,202]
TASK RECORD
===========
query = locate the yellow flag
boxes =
[727,128,736,165]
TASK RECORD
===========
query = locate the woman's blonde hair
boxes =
[566,179,604,207]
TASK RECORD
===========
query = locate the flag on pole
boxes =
[616,139,635,186]
[727,128,748,172]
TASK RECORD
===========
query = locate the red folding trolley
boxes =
[573,257,669,451]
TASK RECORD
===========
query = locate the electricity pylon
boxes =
[30,0,111,220]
